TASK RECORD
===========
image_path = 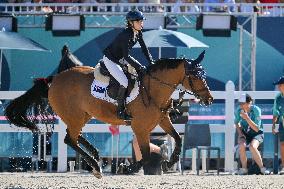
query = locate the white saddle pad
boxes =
[90,71,139,105]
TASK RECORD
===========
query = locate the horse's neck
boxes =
[145,66,184,106]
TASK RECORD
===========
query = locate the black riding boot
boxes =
[117,86,132,120]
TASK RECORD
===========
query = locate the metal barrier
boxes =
[0,3,283,17]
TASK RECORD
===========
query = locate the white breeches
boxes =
[103,56,128,88]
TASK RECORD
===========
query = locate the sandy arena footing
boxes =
[0,171,284,189]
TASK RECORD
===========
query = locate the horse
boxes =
[4,51,213,178]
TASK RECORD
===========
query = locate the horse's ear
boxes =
[191,50,205,65]
[61,45,70,57]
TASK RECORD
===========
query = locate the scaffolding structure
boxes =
[1,3,283,89]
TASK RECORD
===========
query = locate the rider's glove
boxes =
[138,66,146,75]
[138,66,147,76]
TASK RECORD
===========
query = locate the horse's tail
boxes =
[4,76,54,132]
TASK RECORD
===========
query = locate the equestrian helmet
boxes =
[126,10,145,21]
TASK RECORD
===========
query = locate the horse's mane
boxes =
[146,57,206,80]
[147,58,184,73]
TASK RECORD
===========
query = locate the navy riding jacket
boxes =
[103,27,153,71]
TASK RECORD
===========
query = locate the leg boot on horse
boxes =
[78,135,100,161]
[159,117,182,172]
[64,131,102,179]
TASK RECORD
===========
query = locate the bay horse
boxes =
[4,51,213,178]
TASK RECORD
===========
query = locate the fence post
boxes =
[57,118,67,172]
[225,81,235,171]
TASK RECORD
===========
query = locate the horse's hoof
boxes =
[92,167,102,179]
[161,160,169,173]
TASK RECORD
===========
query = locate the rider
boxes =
[103,9,154,121]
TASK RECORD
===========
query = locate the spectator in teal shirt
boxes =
[235,93,269,175]
[272,76,284,174]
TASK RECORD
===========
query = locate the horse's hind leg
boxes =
[61,112,102,178]
[64,131,102,179]
[78,135,100,161]
[77,113,100,161]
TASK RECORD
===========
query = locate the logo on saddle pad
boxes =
[92,84,106,94]
[91,78,139,105]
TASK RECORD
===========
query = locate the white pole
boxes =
[116,134,119,173]
[158,47,161,59]
[191,148,196,173]
[167,135,174,171]
[251,13,257,91]
[167,135,173,159]
[43,132,47,161]
[239,26,243,91]
[57,118,67,172]
[111,134,114,161]
[225,81,235,172]
[202,150,206,172]
[38,133,41,160]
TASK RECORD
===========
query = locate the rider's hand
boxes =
[138,66,146,76]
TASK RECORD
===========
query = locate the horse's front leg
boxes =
[159,116,182,170]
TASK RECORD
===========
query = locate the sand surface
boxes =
[0,172,284,189]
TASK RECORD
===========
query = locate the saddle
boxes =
[96,59,136,100]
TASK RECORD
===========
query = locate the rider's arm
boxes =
[121,33,144,71]
[123,53,144,71]
[127,56,141,65]
[137,32,153,64]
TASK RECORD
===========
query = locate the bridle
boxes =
[139,59,210,118]
[183,59,210,103]
[146,60,209,103]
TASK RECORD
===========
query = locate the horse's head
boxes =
[180,51,213,106]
